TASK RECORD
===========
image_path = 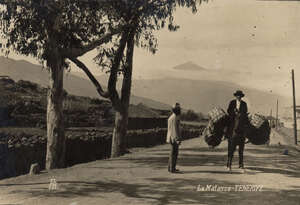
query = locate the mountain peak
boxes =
[173,61,207,72]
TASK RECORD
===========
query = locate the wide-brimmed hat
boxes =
[172,103,181,112]
[172,102,180,109]
[233,90,245,97]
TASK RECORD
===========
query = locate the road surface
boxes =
[0,129,299,205]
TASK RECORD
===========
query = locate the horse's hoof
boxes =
[226,167,232,172]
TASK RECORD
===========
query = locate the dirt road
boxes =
[0,130,300,205]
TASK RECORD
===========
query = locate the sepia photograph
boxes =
[0,0,299,204]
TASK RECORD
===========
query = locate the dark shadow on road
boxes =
[2,139,300,204]
[125,144,300,178]
[3,177,300,205]
[182,170,243,175]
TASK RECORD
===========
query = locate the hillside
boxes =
[0,78,115,128]
[0,56,171,111]
[79,69,290,115]
[0,78,168,129]
[0,56,290,115]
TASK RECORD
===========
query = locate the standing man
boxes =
[226,90,248,171]
[167,103,182,173]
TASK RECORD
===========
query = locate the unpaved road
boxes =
[0,130,300,205]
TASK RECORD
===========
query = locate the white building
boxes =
[281,106,300,129]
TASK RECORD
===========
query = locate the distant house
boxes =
[279,106,300,128]
[265,116,277,128]
[0,75,10,80]
[282,106,300,119]
[296,106,300,113]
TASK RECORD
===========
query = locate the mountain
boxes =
[86,73,290,115]
[173,61,207,71]
[0,57,290,115]
[0,56,171,110]
[129,78,291,116]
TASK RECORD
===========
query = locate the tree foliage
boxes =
[0,0,125,66]
[0,0,129,168]
[68,0,207,157]
[94,0,206,67]
[181,109,205,122]
[71,0,207,107]
[0,0,207,68]
[0,0,208,159]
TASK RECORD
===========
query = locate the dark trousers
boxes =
[226,113,247,168]
[168,143,179,172]
[227,136,245,168]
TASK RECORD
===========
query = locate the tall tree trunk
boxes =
[111,30,135,158]
[46,57,66,169]
[111,109,129,157]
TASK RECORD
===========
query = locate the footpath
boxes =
[0,129,300,205]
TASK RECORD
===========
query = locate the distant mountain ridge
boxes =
[0,56,290,115]
[70,73,291,115]
[0,56,171,111]
[129,77,290,115]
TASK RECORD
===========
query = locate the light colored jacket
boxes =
[166,113,181,143]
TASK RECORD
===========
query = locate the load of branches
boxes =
[202,107,228,147]
[202,107,271,147]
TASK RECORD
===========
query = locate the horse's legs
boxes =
[238,139,245,168]
[227,138,237,169]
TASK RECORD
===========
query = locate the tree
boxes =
[181,109,205,122]
[182,109,199,121]
[70,0,206,157]
[0,0,125,169]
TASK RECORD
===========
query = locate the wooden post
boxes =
[276,99,278,129]
[292,69,297,145]
[270,109,273,128]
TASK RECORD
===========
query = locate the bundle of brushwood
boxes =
[203,107,229,147]
[245,114,271,145]
[208,107,227,123]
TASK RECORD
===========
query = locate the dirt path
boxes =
[0,130,300,205]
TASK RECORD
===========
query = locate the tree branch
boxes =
[107,31,128,111]
[121,29,135,107]
[70,30,128,110]
[62,26,125,58]
[69,57,110,98]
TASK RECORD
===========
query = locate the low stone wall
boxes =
[0,126,204,180]
[127,117,168,130]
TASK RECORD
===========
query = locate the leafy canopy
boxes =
[0,0,206,68]
[0,0,123,64]
[93,0,207,70]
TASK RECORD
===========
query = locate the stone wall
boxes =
[0,126,204,179]
[127,117,168,130]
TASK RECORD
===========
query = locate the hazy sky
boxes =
[7,0,300,98]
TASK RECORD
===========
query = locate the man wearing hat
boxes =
[167,103,182,173]
[226,90,248,171]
